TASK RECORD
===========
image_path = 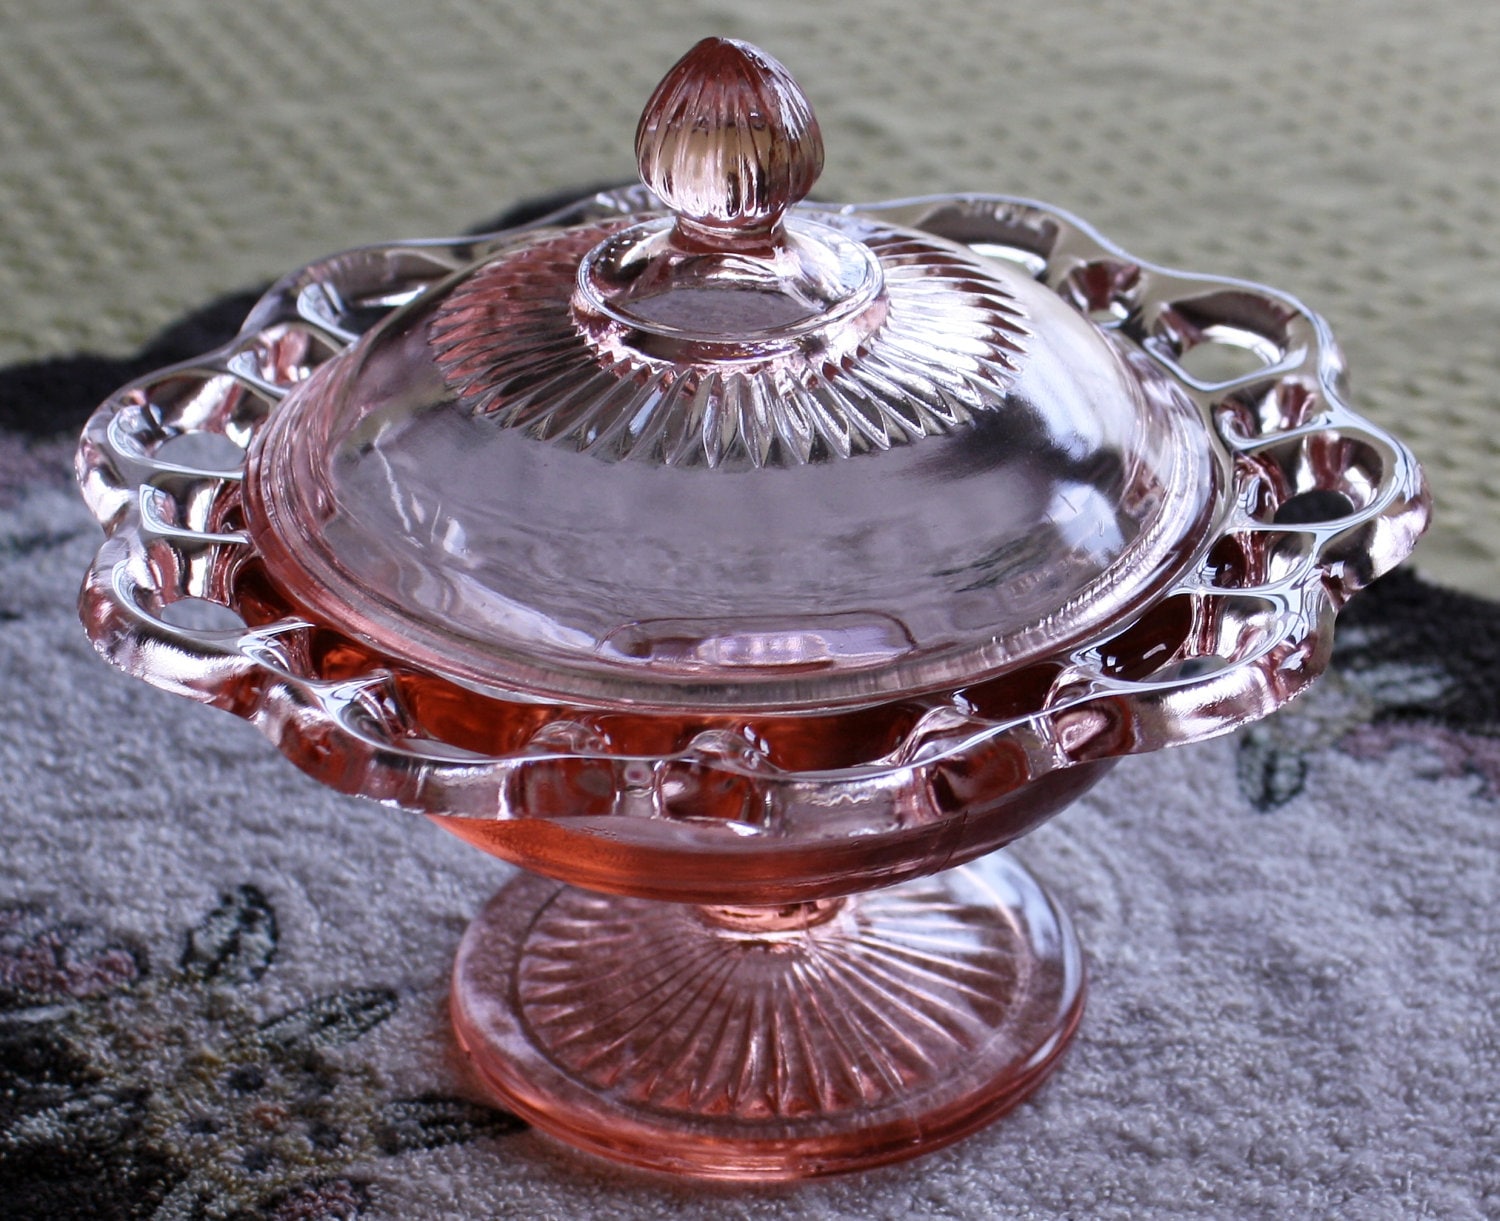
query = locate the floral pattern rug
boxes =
[0,268,1494,1219]
[1,886,520,1220]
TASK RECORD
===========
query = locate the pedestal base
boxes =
[451,853,1084,1180]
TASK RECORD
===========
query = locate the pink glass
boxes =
[77,38,1429,1179]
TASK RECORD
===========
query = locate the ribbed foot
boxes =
[452,852,1084,1180]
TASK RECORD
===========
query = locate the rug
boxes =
[0,241,1494,1220]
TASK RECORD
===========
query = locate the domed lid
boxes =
[244,38,1219,711]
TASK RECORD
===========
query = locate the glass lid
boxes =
[244,38,1220,710]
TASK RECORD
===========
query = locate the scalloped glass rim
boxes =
[77,189,1429,881]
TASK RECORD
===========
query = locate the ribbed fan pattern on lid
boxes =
[428,220,1029,468]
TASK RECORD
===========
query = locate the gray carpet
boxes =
[1,459,1494,1215]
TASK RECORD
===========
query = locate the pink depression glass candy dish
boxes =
[77,39,1429,1180]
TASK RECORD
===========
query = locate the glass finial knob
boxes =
[634,37,824,241]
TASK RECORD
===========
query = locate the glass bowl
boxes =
[77,38,1428,1179]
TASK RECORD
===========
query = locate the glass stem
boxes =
[694,896,848,934]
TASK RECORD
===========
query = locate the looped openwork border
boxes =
[77,189,1429,880]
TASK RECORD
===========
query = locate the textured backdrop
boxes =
[1,0,1496,593]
